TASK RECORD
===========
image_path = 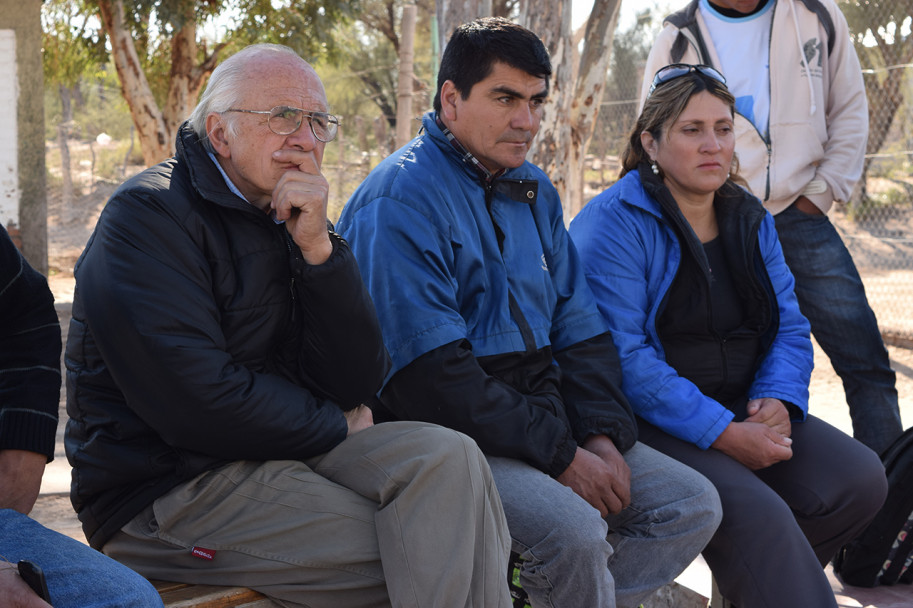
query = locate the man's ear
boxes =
[206,113,231,158]
[439,80,460,121]
[640,130,658,161]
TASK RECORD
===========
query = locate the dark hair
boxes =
[433,17,551,113]
[620,69,744,184]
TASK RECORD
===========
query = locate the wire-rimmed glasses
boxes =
[223,106,340,142]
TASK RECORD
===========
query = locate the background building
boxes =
[1,0,47,272]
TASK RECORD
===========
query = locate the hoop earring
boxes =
[651,161,660,176]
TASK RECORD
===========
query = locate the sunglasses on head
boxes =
[648,64,727,97]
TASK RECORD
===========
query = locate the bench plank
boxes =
[151,580,274,608]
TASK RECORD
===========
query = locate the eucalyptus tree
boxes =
[520,0,623,219]
[83,0,358,164]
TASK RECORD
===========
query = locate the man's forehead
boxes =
[242,68,329,111]
[481,65,548,97]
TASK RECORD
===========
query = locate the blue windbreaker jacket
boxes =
[338,113,637,475]
[570,169,813,449]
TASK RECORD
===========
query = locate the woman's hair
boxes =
[620,70,743,184]
[189,44,303,152]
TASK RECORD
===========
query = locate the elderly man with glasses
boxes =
[64,43,513,608]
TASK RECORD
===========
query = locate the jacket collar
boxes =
[433,114,505,183]
[175,121,256,213]
[423,112,539,205]
[625,161,766,230]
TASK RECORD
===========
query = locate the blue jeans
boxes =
[488,442,721,608]
[775,204,902,454]
[0,509,163,608]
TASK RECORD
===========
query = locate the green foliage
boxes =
[44,63,135,142]
[46,135,145,193]
[228,0,360,63]
[42,0,107,89]
[102,0,361,65]
[839,0,913,180]
[42,0,437,189]
[331,0,436,132]
[842,0,913,74]
[94,139,146,182]
[55,1,363,110]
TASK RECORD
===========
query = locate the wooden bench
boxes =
[152,580,275,608]
[153,553,529,607]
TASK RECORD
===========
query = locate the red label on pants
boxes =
[191,546,216,561]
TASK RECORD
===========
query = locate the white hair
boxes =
[189,44,304,152]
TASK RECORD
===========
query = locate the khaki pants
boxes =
[104,422,511,608]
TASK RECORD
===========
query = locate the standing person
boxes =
[0,225,163,608]
[337,18,721,608]
[640,0,903,455]
[65,43,512,608]
[570,64,886,608]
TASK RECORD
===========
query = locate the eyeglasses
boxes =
[648,64,727,97]
[223,106,340,142]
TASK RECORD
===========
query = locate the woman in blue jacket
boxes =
[569,65,887,608]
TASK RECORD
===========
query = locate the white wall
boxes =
[0,29,18,227]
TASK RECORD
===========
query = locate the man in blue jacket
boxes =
[337,18,722,608]
[65,43,512,608]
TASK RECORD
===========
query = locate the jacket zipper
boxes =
[282,227,297,325]
[484,181,538,354]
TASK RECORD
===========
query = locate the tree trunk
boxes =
[396,4,418,147]
[520,1,575,216]
[57,85,74,208]
[521,0,621,221]
[435,0,491,54]
[162,9,197,149]
[165,12,224,148]
[96,0,170,165]
[565,0,621,218]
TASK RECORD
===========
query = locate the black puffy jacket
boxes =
[65,123,390,549]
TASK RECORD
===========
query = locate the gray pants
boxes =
[104,421,512,608]
[639,415,888,608]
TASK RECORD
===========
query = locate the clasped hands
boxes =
[713,397,793,470]
[557,435,631,518]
